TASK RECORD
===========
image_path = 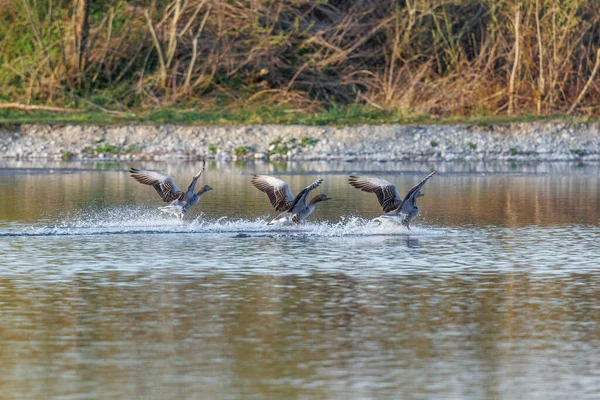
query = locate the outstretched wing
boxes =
[348,175,402,212]
[251,175,295,211]
[397,170,437,214]
[129,168,184,203]
[288,178,324,213]
[184,159,206,202]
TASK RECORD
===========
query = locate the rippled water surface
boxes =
[1,160,599,399]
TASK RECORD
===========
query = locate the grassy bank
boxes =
[0,105,585,128]
[2,1,600,119]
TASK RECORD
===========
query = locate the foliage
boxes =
[1,0,600,119]
[0,107,590,128]
[299,137,318,147]
[269,144,290,156]
[94,144,121,154]
[234,146,249,156]
[569,149,585,156]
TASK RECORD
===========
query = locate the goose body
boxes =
[129,161,212,219]
[251,175,331,225]
[349,171,436,229]
[267,195,332,225]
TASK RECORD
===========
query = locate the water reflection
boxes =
[0,270,598,399]
[1,160,599,226]
[0,161,599,399]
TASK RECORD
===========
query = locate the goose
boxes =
[348,171,436,229]
[251,175,331,225]
[129,160,212,219]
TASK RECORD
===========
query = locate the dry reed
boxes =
[0,0,599,117]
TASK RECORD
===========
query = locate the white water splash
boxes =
[9,206,445,238]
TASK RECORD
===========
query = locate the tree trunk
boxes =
[508,7,521,116]
[73,0,90,76]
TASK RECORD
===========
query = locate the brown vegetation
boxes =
[1,0,600,117]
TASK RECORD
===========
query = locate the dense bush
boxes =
[1,0,599,117]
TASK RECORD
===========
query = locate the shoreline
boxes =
[1,122,599,162]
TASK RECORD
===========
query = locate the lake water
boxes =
[0,160,599,399]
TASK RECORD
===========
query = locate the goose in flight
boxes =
[251,175,331,225]
[348,171,436,229]
[129,160,212,219]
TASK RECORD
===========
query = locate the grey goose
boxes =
[348,171,436,229]
[251,175,331,225]
[129,160,212,219]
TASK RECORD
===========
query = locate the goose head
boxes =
[199,184,213,194]
[310,194,332,205]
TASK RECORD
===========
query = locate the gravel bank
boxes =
[1,122,599,162]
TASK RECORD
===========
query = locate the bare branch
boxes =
[568,49,600,115]
[0,103,80,113]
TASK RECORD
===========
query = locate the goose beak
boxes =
[325,196,332,201]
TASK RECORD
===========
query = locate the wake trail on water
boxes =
[1,206,447,238]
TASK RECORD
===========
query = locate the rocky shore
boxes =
[1,122,600,162]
